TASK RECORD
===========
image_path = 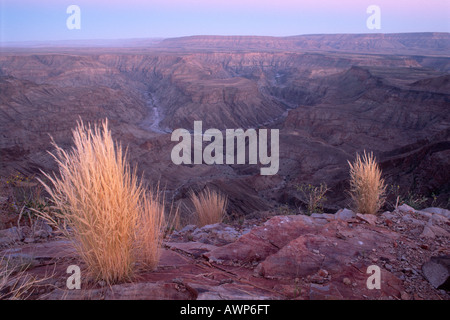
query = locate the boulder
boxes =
[420,220,450,239]
[422,256,450,290]
[423,207,450,219]
[0,227,23,246]
[397,204,416,214]
[335,208,356,221]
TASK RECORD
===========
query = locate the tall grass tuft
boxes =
[38,119,165,284]
[135,187,166,270]
[348,151,386,215]
[190,188,227,227]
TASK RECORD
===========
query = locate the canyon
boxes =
[0,32,449,218]
[0,32,449,301]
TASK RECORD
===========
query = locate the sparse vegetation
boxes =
[38,119,166,284]
[401,192,429,210]
[0,255,49,300]
[385,184,448,211]
[190,188,227,227]
[135,187,172,270]
[0,172,53,232]
[386,184,402,210]
[297,183,330,215]
[277,204,297,216]
[4,172,46,212]
[348,151,386,215]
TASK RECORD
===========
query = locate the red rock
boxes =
[2,240,75,259]
[2,207,447,300]
[385,219,394,228]
[356,213,378,226]
[166,242,218,258]
[45,281,197,300]
[309,283,343,300]
[204,215,323,263]
[207,215,406,299]
[254,220,399,277]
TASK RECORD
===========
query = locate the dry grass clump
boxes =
[0,255,48,300]
[348,151,386,215]
[190,188,227,227]
[0,268,35,300]
[135,187,167,270]
[38,119,165,284]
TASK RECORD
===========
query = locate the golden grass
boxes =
[348,151,386,215]
[38,119,165,284]
[190,188,227,227]
[135,187,166,270]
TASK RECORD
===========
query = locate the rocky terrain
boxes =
[0,204,448,300]
[0,33,449,299]
[153,33,450,55]
[1,33,449,217]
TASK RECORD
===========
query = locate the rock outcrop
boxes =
[1,206,448,300]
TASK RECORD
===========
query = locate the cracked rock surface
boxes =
[1,206,448,300]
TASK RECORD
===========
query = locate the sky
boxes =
[1,0,449,42]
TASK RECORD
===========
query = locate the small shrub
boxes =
[3,172,49,215]
[401,192,428,210]
[385,184,402,210]
[348,151,386,215]
[190,188,227,227]
[297,183,329,215]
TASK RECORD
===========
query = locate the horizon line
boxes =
[1,31,449,48]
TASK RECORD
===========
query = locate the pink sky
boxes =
[1,0,449,41]
[16,0,449,12]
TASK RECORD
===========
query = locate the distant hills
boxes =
[0,32,449,212]
[2,33,449,56]
[156,33,450,55]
